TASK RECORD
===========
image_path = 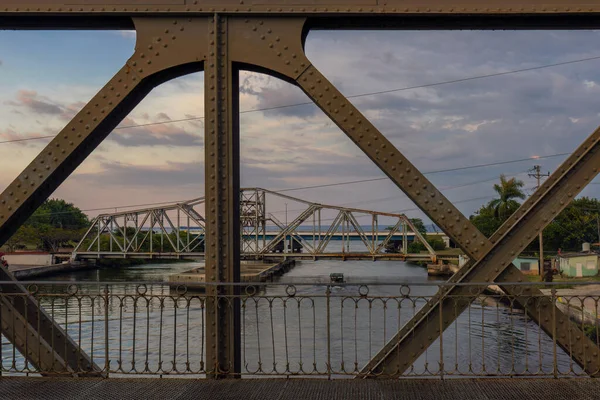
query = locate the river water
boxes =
[2,258,583,377]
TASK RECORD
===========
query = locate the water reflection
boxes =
[1,258,583,377]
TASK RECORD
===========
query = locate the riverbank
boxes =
[8,261,94,279]
[486,283,600,326]
[6,258,190,280]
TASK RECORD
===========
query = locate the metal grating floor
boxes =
[2,378,600,400]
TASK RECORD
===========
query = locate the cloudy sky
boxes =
[1,28,600,227]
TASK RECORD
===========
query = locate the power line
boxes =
[13,151,579,219]
[0,135,54,145]
[3,55,600,145]
[309,193,517,224]
[355,186,537,221]
[269,171,528,215]
[274,153,568,193]
[27,199,193,219]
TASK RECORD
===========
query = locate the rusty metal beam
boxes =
[6,1,600,31]
[2,1,600,16]
[204,15,241,378]
[0,267,101,375]
[0,17,207,376]
[360,125,600,377]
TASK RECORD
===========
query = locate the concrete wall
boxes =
[559,255,599,277]
[3,253,53,266]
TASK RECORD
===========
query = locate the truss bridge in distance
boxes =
[72,188,451,263]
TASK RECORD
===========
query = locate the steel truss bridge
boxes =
[1,0,600,383]
[72,188,440,262]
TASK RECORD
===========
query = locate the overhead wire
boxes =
[268,171,529,215]
[2,54,600,145]
[272,154,566,193]
[4,53,599,220]
[16,152,582,219]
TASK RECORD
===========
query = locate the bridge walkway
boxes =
[1,378,598,400]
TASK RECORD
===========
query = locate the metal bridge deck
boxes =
[2,378,599,400]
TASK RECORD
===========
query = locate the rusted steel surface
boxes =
[0,268,102,376]
[361,124,600,377]
[2,0,600,15]
[5,1,600,31]
[204,15,241,378]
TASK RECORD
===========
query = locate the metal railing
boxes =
[1,280,598,378]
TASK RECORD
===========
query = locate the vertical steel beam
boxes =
[204,14,241,378]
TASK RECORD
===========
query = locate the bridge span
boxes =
[2,1,600,394]
[72,188,446,263]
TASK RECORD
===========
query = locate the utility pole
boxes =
[529,165,550,275]
[597,215,600,247]
[285,202,288,253]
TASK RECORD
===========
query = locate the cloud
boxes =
[60,101,86,121]
[71,160,204,188]
[0,127,54,147]
[156,112,171,121]
[7,90,63,115]
[109,115,203,147]
[239,73,317,118]
[5,29,600,224]
[118,31,136,40]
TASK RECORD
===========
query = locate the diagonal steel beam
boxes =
[0,267,102,375]
[0,17,208,375]
[282,57,600,376]
[360,125,600,376]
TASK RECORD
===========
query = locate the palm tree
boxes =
[489,175,526,220]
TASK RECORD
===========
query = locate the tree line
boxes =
[4,178,600,255]
[470,175,600,253]
[3,199,89,252]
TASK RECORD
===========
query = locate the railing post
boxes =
[205,13,241,379]
[104,284,110,377]
[326,285,332,379]
[439,286,444,380]
[552,287,557,378]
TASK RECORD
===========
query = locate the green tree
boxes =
[489,174,526,220]
[4,199,91,252]
[542,197,600,252]
[386,218,426,234]
[409,218,427,235]
[470,203,504,238]
[28,199,89,230]
[36,226,87,252]
[470,175,526,239]
[4,225,38,252]
[407,235,446,253]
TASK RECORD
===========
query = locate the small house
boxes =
[513,256,540,275]
[558,253,600,277]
